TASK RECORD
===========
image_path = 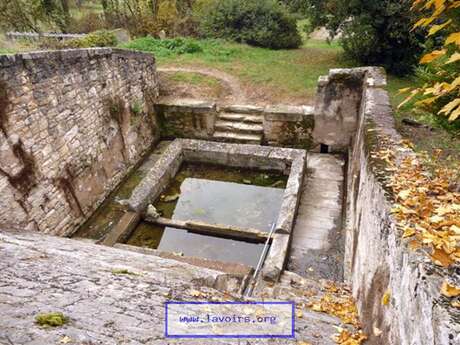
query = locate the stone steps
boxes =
[212,131,262,144]
[212,109,264,144]
[215,120,263,133]
[218,112,264,124]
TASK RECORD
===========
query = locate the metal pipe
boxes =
[244,221,277,297]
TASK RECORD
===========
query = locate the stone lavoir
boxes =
[0,49,458,345]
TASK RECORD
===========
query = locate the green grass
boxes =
[121,36,348,102]
[169,72,221,88]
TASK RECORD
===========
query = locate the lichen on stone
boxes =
[35,312,68,327]
[111,268,139,276]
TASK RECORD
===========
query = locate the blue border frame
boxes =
[165,301,295,339]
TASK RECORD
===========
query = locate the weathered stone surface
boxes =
[288,153,345,281]
[0,229,354,345]
[343,67,460,345]
[262,233,290,282]
[155,98,217,139]
[263,110,315,149]
[101,212,140,246]
[0,48,159,236]
[220,104,265,114]
[128,140,183,212]
[275,151,306,234]
[313,68,368,151]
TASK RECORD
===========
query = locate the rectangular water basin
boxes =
[155,163,287,231]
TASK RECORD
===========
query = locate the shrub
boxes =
[198,0,302,50]
[123,36,202,56]
[64,30,118,48]
[305,0,424,76]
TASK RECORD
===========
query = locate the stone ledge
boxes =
[0,48,155,69]
[156,98,216,113]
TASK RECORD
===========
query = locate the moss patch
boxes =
[111,268,139,276]
[35,312,69,327]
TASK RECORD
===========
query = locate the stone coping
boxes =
[127,139,306,282]
[155,98,315,121]
[0,47,155,68]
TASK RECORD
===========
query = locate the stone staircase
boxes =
[213,106,264,144]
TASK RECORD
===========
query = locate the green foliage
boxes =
[305,0,424,76]
[64,30,118,48]
[35,312,68,327]
[130,100,143,115]
[121,36,242,58]
[279,0,310,15]
[0,0,69,32]
[68,12,108,33]
[197,0,302,50]
[399,0,460,127]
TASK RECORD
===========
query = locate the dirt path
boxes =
[158,65,246,102]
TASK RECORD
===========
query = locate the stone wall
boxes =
[155,99,216,139]
[0,48,160,236]
[263,105,315,148]
[343,67,460,345]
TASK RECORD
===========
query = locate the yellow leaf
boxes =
[296,310,303,318]
[451,225,460,235]
[403,228,416,238]
[60,336,72,344]
[398,87,412,94]
[398,89,420,108]
[435,205,453,215]
[414,17,430,29]
[428,20,452,36]
[431,248,454,267]
[420,50,446,64]
[441,281,460,297]
[415,96,438,106]
[439,98,460,114]
[448,107,460,121]
[451,301,460,308]
[429,215,444,223]
[398,190,411,200]
[446,52,460,64]
[450,76,460,88]
[445,32,460,46]
[381,291,391,306]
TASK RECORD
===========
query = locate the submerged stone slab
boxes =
[100,212,141,247]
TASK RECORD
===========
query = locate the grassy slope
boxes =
[122,38,350,103]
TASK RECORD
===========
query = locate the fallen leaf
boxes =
[60,336,72,344]
[373,326,383,337]
[431,248,454,267]
[403,228,416,238]
[451,301,460,308]
[441,281,460,297]
[381,291,391,306]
